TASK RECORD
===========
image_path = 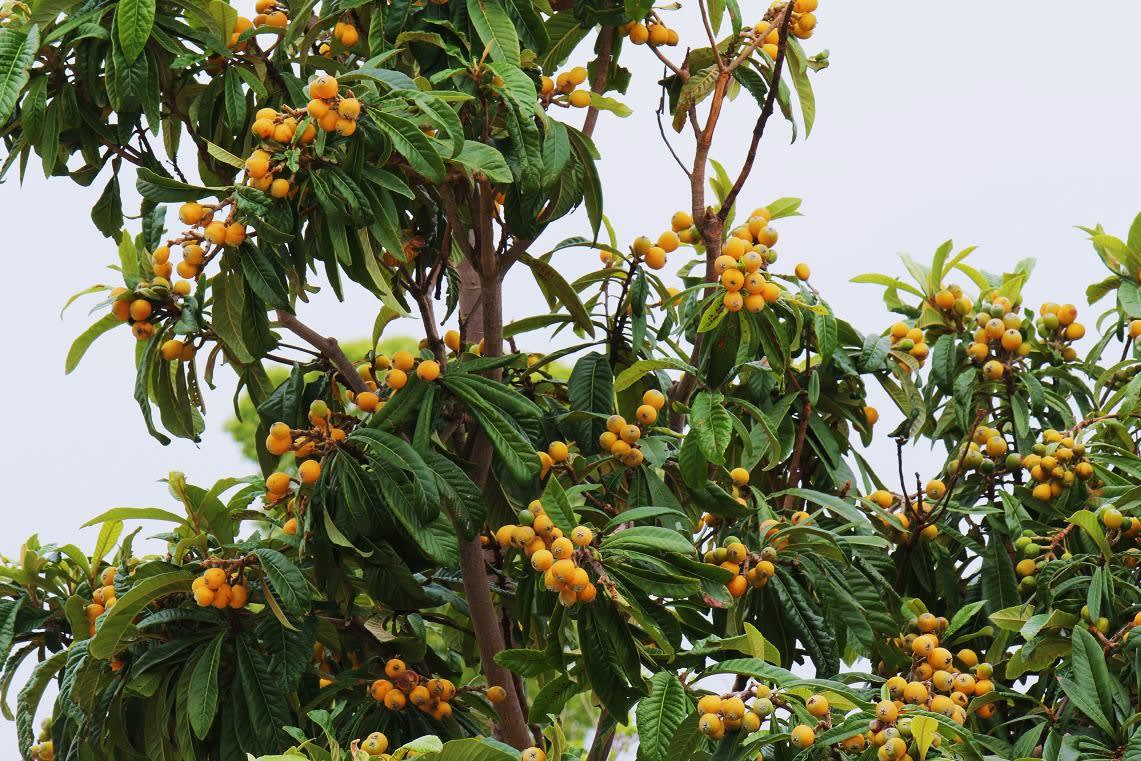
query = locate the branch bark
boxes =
[451,187,531,746]
[274,310,367,394]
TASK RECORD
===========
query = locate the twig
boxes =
[275,310,368,394]
[718,0,797,221]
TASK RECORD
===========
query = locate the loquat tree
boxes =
[0,0,1139,759]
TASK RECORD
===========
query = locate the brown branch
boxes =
[275,310,367,394]
[782,389,813,511]
[717,0,797,222]
[582,23,616,138]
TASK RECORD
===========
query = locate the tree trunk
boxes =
[454,255,532,748]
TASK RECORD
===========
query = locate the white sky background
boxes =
[2,0,1140,751]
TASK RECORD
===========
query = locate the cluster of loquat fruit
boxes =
[539,66,593,109]
[1021,428,1093,503]
[109,279,191,345]
[618,17,680,47]
[264,402,341,533]
[964,295,1031,380]
[1032,302,1086,359]
[710,207,785,314]
[946,423,1020,479]
[695,687,776,741]
[227,3,289,52]
[316,17,361,56]
[867,486,943,542]
[83,566,120,636]
[369,659,458,721]
[752,0,819,60]
[703,533,779,599]
[887,322,930,367]
[595,389,668,467]
[1097,503,1141,541]
[624,224,683,271]
[877,613,1000,732]
[353,349,442,411]
[191,564,251,609]
[496,501,599,606]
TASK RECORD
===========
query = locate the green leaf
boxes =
[494,648,555,678]
[1058,675,1115,738]
[1070,626,1115,731]
[586,92,631,117]
[442,376,540,483]
[466,0,520,64]
[690,392,731,464]
[539,473,578,533]
[451,140,512,184]
[205,138,244,169]
[614,358,699,392]
[92,519,123,567]
[567,351,612,450]
[772,488,869,527]
[89,570,194,659]
[188,633,224,738]
[81,507,189,528]
[66,313,121,374]
[602,526,694,555]
[1067,509,1112,562]
[16,648,65,756]
[527,673,581,722]
[0,26,39,125]
[980,533,1019,614]
[374,112,445,183]
[636,672,689,761]
[251,548,309,617]
[210,268,253,363]
[517,253,595,336]
[989,604,1035,632]
[136,169,220,203]
[911,714,938,760]
[541,13,589,70]
[116,0,155,62]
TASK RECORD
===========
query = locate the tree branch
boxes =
[582,23,616,138]
[275,310,367,394]
[718,0,797,221]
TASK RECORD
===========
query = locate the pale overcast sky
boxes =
[2,0,1139,749]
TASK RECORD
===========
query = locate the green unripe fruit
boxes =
[989,304,1005,318]
[752,698,773,716]
[948,459,960,473]
[1021,528,1037,537]
[722,535,740,546]
[954,298,972,316]
[713,547,728,563]
[1013,536,1031,551]
[1032,443,1047,456]
[1080,605,1091,621]
[517,509,535,526]
[1096,617,1110,634]
[979,458,996,473]
[896,338,915,351]
[310,400,329,417]
[1005,453,1023,469]
[1023,543,1041,557]
[1043,314,1059,330]
[1020,575,1037,591]
[760,546,777,561]
[897,717,912,736]
[1061,551,1072,561]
